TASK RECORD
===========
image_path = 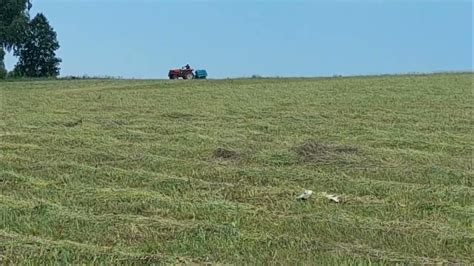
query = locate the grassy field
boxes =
[1,73,473,264]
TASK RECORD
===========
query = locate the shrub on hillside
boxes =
[0,64,7,79]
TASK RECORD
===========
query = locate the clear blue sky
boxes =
[5,0,473,78]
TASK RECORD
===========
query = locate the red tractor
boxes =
[168,65,194,80]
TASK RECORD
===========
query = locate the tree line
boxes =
[1,0,61,79]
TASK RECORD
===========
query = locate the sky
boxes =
[5,0,473,78]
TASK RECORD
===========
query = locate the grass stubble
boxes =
[0,73,472,264]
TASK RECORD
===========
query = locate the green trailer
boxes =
[194,69,208,79]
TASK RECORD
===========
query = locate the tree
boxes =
[14,13,61,77]
[0,0,32,73]
[0,48,6,78]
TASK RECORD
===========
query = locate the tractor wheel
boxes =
[185,73,194,80]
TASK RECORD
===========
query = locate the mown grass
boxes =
[1,73,473,264]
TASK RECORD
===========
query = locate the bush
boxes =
[0,65,7,79]
[7,69,22,79]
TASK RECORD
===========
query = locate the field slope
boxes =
[1,73,473,264]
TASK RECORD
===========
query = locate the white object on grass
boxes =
[321,192,341,203]
[296,190,313,200]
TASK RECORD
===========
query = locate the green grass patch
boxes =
[1,73,473,263]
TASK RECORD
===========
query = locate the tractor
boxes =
[168,65,207,80]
